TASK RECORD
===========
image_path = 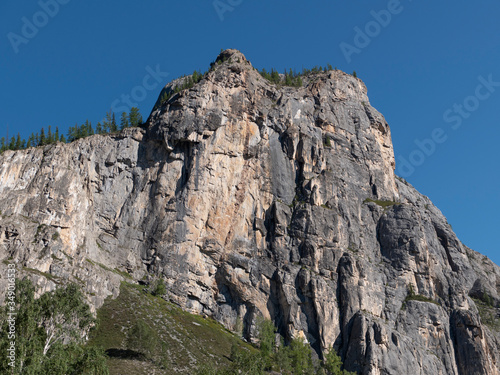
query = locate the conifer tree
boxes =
[102,113,110,134]
[55,127,59,143]
[77,123,86,138]
[129,107,142,127]
[103,111,116,133]
[120,112,129,130]
[67,126,75,142]
[260,68,269,81]
[84,120,93,136]
[270,69,280,84]
[15,133,22,149]
[48,126,53,144]
[285,69,292,86]
[111,112,117,132]
[8,136,16,149]
[40,128,46,146]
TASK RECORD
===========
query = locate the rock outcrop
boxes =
[1,49,499,374]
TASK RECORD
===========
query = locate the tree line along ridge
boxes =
[157,52,358,108]
[0,107,143,154]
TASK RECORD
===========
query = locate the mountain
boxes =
[1,49,499,374]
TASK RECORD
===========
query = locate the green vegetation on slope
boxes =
[258,64,360,88]
[259,68,303,87]
[158,70,205,106]
[88,281,255,375]
[363,198,401,209]
[89,282,355,374]
[259,64,340,88]
[402,284,439,310]
[197,317,356,375]
[472,295,500,332]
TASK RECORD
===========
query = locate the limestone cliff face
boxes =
[1,49,499,374]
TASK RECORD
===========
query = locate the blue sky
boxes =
[1,1,499,264]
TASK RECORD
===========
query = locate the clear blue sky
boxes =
[1,1,499,264]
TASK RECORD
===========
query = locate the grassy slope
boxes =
[88,282,254,374]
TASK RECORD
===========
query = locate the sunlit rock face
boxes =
[1,49,499,374]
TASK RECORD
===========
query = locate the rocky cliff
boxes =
[1,49,499,374]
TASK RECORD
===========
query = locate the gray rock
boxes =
[1,49,499,374]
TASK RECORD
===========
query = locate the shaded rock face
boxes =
[1,49,500,374]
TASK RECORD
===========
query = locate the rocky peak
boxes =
[215,48,248,64]
[149,49,396,199]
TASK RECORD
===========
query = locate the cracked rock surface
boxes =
[1,49,499,374]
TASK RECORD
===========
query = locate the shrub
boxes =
[403,284,439,308]
[481,292,495,307]
[323,347,356,374]
[288,338,315,374]
[256,317,276,358]
[152,279,166,297]
[363,198,400,209]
